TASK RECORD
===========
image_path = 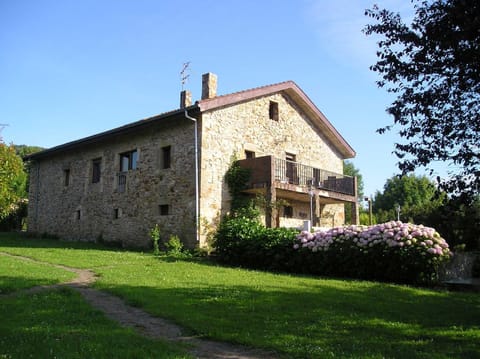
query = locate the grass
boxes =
[0,253,75,294]
[0,288,191,358]
[1,233,479,358]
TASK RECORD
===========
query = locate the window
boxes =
[286,152,296,162]
[161,146,171,169]
[159,204,169,216]
[120,150,138,172]
[245,150,255,159]
[76,209,81,220]
[117,173,127,193]
[113,208,120,219]
[284,206,293,218]
[269,101,279,121]
[92,158,101,183]
[64,169,70,186]
[285,153,297,184]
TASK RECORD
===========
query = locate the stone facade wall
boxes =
[28,91,350,249]
[199,93,345,238]
[28,118,198,248]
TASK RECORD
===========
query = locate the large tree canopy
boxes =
[364,0,480,200]
[374,174,444,213]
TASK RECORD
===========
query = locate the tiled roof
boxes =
[26,80,355,160]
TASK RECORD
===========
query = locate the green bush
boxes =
[165,235,184,256]
[214,215,297,270]
[0,198,27,231]
[214,216,451,285]
[149,224,160,255]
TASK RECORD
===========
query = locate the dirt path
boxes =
[0,252,278,359]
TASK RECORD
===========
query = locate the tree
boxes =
[364,0,480,201]
[373,174,445,223]
[0,143,27,219]
[343,160,365,224]
[14,145,44,158]
[14,144,44,194]
[430,195,480,250]
[343,160,364,200]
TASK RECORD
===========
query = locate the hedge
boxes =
[213,217,451,285]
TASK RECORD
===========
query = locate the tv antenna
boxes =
[180,62,191,90]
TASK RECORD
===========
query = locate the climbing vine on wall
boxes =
[225,155,252,213]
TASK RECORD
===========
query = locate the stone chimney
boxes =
[201,72,217,99]
[180,90,192,109]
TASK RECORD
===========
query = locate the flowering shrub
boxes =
[295,221,451,284]
[214,217,451,285]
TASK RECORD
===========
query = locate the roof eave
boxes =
[198,81,356,159]
[25,105,200,161]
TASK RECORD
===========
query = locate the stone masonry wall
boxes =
[199,93,345,238]
[28,92,349,249]
[28,118,198,248]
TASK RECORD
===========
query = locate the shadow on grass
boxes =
[0,287,191,358]
[2,233,479,357]
[0,275,61,294]
[0,232,128,252]
[99,278,480,359]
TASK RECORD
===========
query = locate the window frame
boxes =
[161,145,171,169]
[269,101,279,121]
[159,204,169,216]
[64,169,70,186]
[119,150,138,172]
[245,150,256,159]
[284,205,293,218]
[92,158,101,183]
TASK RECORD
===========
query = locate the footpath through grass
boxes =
[0,253,75,294]
[1,233,479,358]
[0,288,191,358]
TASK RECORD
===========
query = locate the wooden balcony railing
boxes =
[238,156,355,196]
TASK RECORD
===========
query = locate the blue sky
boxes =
[1,0,434,197]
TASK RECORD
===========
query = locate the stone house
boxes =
[26,73,358,248]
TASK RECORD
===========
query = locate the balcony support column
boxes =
[314,193,320,227]
[351,201,359,225]
[351,176,359,225]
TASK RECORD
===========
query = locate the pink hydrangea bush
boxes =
[294,221,451,284]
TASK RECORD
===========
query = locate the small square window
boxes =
[245,150,255,159]
[159,204,169,216]
[162,146,171,169]
[284,206,293,218]
[269,101,279,121]
[92,158,101,183]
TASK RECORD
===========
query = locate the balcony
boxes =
[237,156,356,203]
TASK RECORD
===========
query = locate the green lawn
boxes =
[0,288,191,358]
[1,233,479,358]
[0,253,75,294]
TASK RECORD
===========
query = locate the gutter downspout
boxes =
[185,109,200,243]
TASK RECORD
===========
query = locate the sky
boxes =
[0,0,433,197]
